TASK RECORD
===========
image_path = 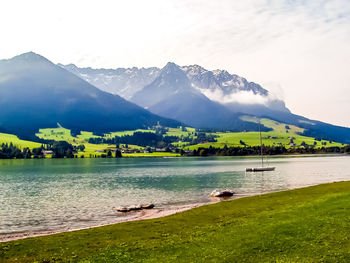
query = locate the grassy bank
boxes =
[2,182,350,262]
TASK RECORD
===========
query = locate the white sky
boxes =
[1,0,350,127]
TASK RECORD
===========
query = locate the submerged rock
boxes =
[129,205,142,211]
[210,189,234,197]
[141,204,155,209]
[116,207,130,212]
[116,204,155,213]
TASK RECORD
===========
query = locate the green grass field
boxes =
[106,129,155,139]
[0,133,42,150]
[165,127,196,137]
[36,127,76,142]
[34,126,194,157]
[35,128,148,157]
[166,127,196,147]
[76,131,100,142]
[185,116,343,150]
[2,181,350,262]
[1,117,346,158]
[36,128,155,143]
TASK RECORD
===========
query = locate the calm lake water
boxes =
[0,155,349,236]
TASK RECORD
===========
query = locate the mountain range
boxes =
[61,60,350,143]
[131,62,261,131]
[0,52,349,143]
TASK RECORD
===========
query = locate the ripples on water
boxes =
[0,155,349,235]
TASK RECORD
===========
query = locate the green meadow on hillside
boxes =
[166,127,196,137]
[0,117,346,158]
[35,127,153,157]
[2,182,350,262]
[185,116,343,150]
[35,126,196,157]
[106,129,155,138]
[0,133,42,149]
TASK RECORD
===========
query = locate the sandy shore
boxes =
[0,202,218,243]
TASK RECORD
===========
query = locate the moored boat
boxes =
[246,119,276,172]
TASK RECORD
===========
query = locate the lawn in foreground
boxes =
[1,181,350,262]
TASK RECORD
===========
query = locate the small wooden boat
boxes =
[210,189,234,197]
[141,204,155,209]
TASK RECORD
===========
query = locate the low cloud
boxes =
[197,87,278,105]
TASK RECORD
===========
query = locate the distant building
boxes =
[155,148,166,152]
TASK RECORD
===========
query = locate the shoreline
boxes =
[1,194,254,243]
[0,202,216,243]
[2,181,350,262]
[0,188,313,243]
[0,152,347,161]
[1,178,349,243]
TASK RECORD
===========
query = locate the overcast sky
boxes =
[1,0,350,127]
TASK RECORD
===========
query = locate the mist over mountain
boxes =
[0,52,180,139]
[62,61,289,115]
[132,63,262,131]
[61,61,287,130]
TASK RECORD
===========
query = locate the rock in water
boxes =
[141,204,155,209]
[210,189,234,197]
[128,205,142,211]
[116,207,130,212]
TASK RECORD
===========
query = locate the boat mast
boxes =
[259,119,263,167]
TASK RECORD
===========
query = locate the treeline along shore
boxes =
[186,145,350,156]
[1,141,349,159]
[0,141,121,159]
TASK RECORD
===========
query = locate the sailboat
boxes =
[246,119,275,172]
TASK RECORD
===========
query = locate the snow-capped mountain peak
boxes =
[60,62,286,112]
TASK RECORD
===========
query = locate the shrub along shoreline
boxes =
[1,181,350,262]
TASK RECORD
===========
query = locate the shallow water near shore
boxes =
[1,155,349,238]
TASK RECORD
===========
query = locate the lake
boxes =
[0,155,349,237]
